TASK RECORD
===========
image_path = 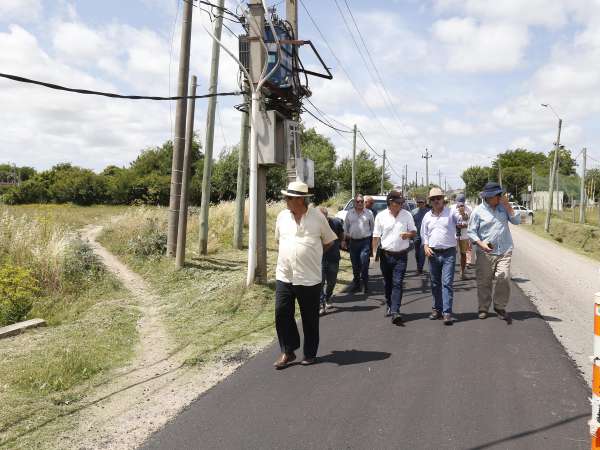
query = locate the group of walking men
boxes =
[272,180,520,369]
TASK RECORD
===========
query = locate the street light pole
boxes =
[541,103,562,233]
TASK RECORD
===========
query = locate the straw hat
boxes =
[281,180,312,197]
[428,187,444,199]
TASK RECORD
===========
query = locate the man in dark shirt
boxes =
[411,197,431,275]
[319,207,344,315]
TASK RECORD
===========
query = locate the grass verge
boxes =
[521,211,600,261]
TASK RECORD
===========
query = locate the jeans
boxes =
[349,238,371,285]
[320,258,340,304]
[379,251,408,314]
[414,237,425,272]
[275,281,321,358]
[428,247,456,314]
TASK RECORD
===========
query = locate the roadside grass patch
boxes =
[523,211,600,261]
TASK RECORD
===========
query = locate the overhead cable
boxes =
[0,72,243,100]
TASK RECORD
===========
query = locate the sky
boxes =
[1,0,600,189]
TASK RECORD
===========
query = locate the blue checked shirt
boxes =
[467,202,521,255]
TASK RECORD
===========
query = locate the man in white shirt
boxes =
[421,188,468,325]
[342,194,375,293]
[273,181,337,369]
[372,190,417,325]
[450,194,472,280]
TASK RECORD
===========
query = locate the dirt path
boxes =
[511,225,600,385]
[57,226,256,450]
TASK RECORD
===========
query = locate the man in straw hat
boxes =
[372,190,416,325]
[421,187,469,325]
[467,182,520,322]
[273,181,337,369]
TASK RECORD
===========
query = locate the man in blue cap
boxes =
[467,182,521,322]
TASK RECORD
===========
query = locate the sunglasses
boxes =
[355,200,364,204]
[430,196,444,201]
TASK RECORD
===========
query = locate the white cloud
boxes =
[432,17,529,72]
[442,118,475,136]
[0,0,42,23]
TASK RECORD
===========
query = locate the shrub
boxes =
[126,217,167,257]
[0,264,40,326]
[62,238,104,284]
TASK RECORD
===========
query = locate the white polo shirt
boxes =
[373,208,416,252]
[421,207,463,249]
[275,206,337,286]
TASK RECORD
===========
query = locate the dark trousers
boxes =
[428,247,456,314]
[379,251,408,314]
[349,238,371,285]
[320,258,340,304]
[275,281,321,358]
[414,237,425,272]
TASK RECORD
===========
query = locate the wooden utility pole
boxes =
[531,166,535,210]
[233,93,250,250]
[415,171,418,188]
[545,118,562,233]
[167,0,193,257]
[380,149,386,194]
[498,161,503,187]
[422,148,431,188]
[352,124,357,198]
[176,76,198,269]
[437,169,442,188]
[198,0,225,255]
[580,148,587,224]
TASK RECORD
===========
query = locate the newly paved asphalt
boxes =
[141,257,590,450]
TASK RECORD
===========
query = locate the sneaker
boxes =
[443,313,455,325]
[478,311,488,319]
[319,305,326,316]
[325,302,333,310]
[391,313,404,326]
[384,306,391,317]
[429,309,442,320]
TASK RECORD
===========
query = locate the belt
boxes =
[381,249,408,256]
[350,236,371,241]
[431,247,453,253]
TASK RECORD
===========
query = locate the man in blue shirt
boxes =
[411,197,430,275]
[467,182,521,322]
[319,207,344,315]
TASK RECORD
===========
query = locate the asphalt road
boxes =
[141,257,590,450]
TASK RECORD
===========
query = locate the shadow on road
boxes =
[317,349,391,366]
[326,305,379,315]
[455,311,561,323]
[466,412,588,450]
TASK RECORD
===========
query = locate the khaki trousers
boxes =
[475,250,512,311]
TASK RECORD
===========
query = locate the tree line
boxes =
[0,128,390,206]
[461,147,600,202]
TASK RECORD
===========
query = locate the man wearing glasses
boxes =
[342,193,375,293]
[421,188,469,325]
[467,182,520,322]
[372,190,417,325]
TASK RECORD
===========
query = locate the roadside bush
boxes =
[127,217,167,257]
[62,239,104,284]
[0,264,40,326]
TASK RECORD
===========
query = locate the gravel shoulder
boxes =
[511,224,600,385]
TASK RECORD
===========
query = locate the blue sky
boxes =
[1,0,600,188]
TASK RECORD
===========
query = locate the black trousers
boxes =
[275,280,321,358]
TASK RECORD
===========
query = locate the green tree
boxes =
[461,166,492,198]
[300,128,337,203]
[337,150,385,195]
[546,146,577,176]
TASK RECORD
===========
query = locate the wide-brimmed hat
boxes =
[428,187,444,199]
[480,182,505,198]
[281,180,312,197]
[456,194,466,203]
[386,190,405,205]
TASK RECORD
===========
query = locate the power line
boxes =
[302,107,354,134]
[299,0,395,139]
[0,72,243,100]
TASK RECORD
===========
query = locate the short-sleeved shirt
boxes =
[275,207,337,286]
[373,208,417,252]
[323,217,344,262]
[420,207,465,249]
[343,208,374,239]
[450,204,472,240]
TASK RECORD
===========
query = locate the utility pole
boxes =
[545,118,562,233]
[444,177,447,193]
[380,149,386,194]
[422,148,431,188]
[415,171,417,188]
[498,161,503,187]
[531,166,535,210]
[198,0,225,255]
[437,169,442,188]
[176,75,197,269]
[167,0,193,257]
[580,148,587,224]
[404,164,408,194]
[233,93,250,250]
[286,0,298,37]
[352,124,357,198]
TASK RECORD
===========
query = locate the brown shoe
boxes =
[273,352,296,370]
[300,357,316,366]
